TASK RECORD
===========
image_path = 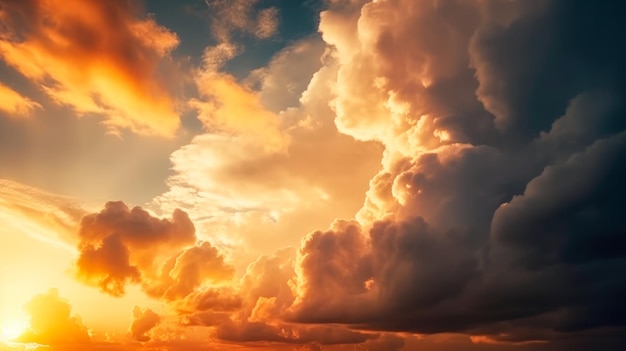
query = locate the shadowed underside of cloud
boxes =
[129,307,161,342]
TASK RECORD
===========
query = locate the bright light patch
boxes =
[0,319,28,341]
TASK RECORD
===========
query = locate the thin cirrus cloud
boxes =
[0,179,85,249]
[204,0,280,43]
[0,0,181,136]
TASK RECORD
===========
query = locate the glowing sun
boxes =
[0,320,27,341]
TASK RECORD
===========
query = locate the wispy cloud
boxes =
[0,0,181,136]
[0,82,40,117]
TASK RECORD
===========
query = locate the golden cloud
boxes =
[0,82,40,117]
[129,307,161,342]
[0,178,85,248]
[75,201,234,298]
[16,289,90,345]
[0,0,181,136]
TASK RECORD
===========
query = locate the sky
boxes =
[0,0,625,350]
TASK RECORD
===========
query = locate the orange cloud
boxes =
[155,38,381,270]
[0,82,40,117]
[75,201,234,298]
[16,289,90,345]
[0,178,85,248]
[129,307,160,342]
[0,0,180,136]
[190,43,289,152]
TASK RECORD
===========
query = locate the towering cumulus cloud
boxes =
[285,0,626,349]
[0,0,180,135]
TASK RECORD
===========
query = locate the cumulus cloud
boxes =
[290,216,477,328]
[281,0,626,348]
[0,0,181,136]
[154,36,381,273]
[75,201,234,298]
[130,307,161,342]
[171,246,386,348]
[66,30,383,345]
[16,289,90,345]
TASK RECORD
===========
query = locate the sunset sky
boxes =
[1,0,625,350]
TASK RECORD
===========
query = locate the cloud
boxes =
[148,242,236,301]
[204,0,280,42]
[172,246,384,348]
[0,178,85,248]
[191,69,288,153]
[468,0,622,140]
[64,40,383,341]
[154,37,381,269]
[76,233,141,296]
[247,37,326,112]
[492,132,626,269]
[0,82,40,117]
[45,0,626,349]
[255,7,280,39]
[16,289,90,345]
[215,321,373,345]
[281,0,626,348]
[74,201,234,298]
[0,0,181,136]
[290,216,477,327]
[129,307,161,342]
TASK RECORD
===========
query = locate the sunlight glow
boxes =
[0,319,28,341]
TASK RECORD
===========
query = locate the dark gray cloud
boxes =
[288,0,626,349]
